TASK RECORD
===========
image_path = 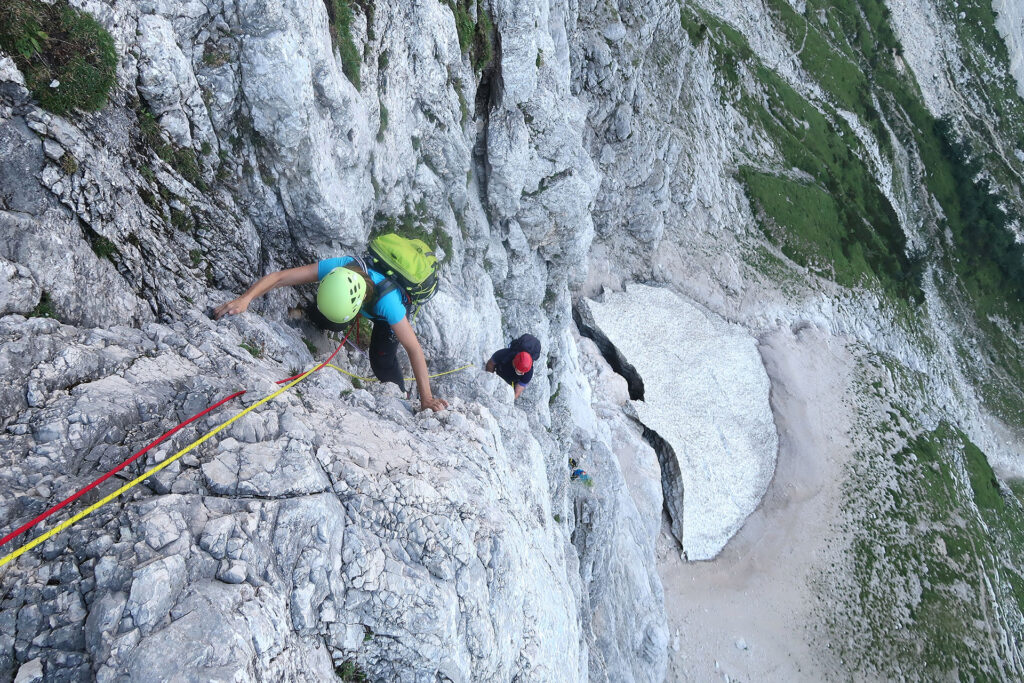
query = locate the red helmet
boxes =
[513,351,533,374]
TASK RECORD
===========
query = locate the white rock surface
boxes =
[585,284,778,560]
[994,0,1024,97]
[0,259,40,315]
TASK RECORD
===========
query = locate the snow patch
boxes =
[584,284,778,560]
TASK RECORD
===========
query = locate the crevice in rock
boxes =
[572,300,685,552]
[641,424,685,553]
[471,59,496,212]
[572,301,644,400]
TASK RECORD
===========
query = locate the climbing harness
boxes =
[333,330,472,383]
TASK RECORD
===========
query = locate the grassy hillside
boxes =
[817,354,1024,678]
[682,0,1024,427]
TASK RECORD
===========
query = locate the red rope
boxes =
[275,322,354,385]
[0,389,244,549]
[0,334,349,550]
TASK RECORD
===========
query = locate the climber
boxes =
[213,257,449,412]
[485,333,541,400]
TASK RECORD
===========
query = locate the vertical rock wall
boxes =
[0,0,669,680]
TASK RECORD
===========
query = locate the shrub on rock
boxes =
[0,0,117,115]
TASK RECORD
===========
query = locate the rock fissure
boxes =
[572,301,644,401]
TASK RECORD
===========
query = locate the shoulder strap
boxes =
[375,277,400,301]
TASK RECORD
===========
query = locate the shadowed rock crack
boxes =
[573,300,684,549]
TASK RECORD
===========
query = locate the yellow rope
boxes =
[0,365,322,569]
[0,357,472,569]
[327,363,474,383]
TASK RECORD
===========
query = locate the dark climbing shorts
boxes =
[305,303,405,392]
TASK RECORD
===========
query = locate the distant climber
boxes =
[213,251,449,412]
[485,333,541,400]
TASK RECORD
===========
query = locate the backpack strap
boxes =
[375,277,401,301]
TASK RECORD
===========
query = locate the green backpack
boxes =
[367,233,439,314]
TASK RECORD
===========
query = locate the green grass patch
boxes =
[1010,480,1024,502]
[454,77,469,125]
[302,337,317,355]
[448,1,494,72]
[452,1,474,51]
[765,0,890,154]
[742,170,849,279]
[335,660,367,682]
[202,48,229,68]
[472,4,494,72]
[326,0,361,89]
[136,106,208,190]
[0,0,117,115]
[28,291,57,319]
[170,207,194,232]
[85,228,118,261]
[60,152,78,175]
[240,339,264,358]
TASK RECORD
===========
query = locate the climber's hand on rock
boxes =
[420,396,448,412]
[214,296,250,319]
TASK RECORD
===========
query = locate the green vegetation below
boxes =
[685,0,1024,426]
[683,6,921,302]
[830,412,1024,678]
[943,0,1024,147]
[740,168,904,291]
[0,0,117,115]
[848,0,1024,424]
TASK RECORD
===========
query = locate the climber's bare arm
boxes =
[392,317,448,412]
[214,264,319,319]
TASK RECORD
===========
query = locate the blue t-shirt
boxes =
[318,257,407,325]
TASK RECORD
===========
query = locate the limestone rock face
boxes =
[0,0,665,680]
[4,0,1021,678]
[0,259,39,316]
[583,284,778,561]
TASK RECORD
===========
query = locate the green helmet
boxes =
[317,267,366,323]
